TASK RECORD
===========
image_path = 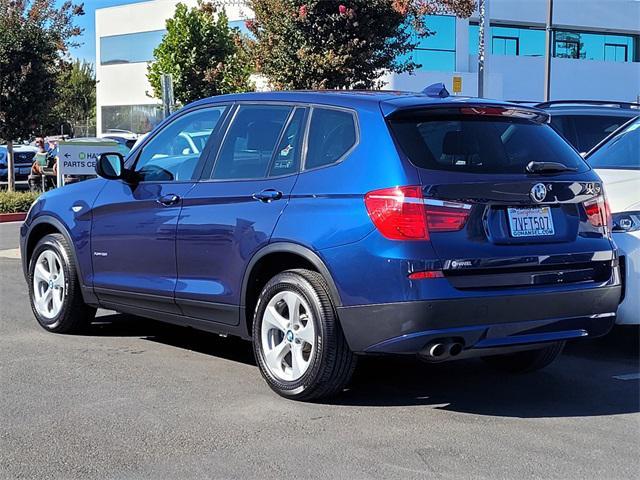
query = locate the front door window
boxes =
[134,106,228,182]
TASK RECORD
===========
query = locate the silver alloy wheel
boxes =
[32,249,65,320]
[260,290,316,382]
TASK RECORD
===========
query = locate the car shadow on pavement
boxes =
[88,313,257,366]
[333,327,640,415]
[87,313,638,418]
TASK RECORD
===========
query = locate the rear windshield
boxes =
[388,113,589,174]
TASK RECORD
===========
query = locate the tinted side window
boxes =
[269,107,306,177]
[305,108,357,170]
[212,105,292,180]
[571,115,629,153]
[134,106,227,181]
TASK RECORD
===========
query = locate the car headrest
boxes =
[442,130,474,155]
[246,121,282,151]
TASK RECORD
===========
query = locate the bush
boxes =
[0,190,40,213]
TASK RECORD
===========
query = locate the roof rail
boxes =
[535,100,640,109]
[422,82,450,98]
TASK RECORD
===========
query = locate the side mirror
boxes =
[96,152,125,180]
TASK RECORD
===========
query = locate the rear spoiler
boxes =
[382,101,550,124]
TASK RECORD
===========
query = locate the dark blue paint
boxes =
[21,90,621,355]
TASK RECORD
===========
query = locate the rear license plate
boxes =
[19,168,31,175]
[507,207,555,237]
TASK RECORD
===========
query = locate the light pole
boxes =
[477,0,491,98]
[543,0,554,101]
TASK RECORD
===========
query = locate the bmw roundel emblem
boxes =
[530,183,547,203]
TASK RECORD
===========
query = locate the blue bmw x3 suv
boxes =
[20,90,622,400]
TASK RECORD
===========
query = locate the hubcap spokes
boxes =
[261,291,315,382]
[33,250,65,319]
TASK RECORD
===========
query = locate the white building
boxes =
[95,0,640,136]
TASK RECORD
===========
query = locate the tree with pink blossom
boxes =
[246,0,474,89]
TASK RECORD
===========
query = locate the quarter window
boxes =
[212,105,292,180]
[305,108,357,170]
[134,106,227,182]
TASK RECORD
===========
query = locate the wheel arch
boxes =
[23,216,85,289]
[241,243,342,337]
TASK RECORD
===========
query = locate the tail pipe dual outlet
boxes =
[421,340,464,362]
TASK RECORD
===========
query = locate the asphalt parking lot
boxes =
[1,221,639,480]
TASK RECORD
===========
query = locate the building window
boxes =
[492,36,519,55]
[605,43,628,62]
[553,30,637,62]
[554,32,582,59]
[469,25,544,57]
[100,30,166,65]
[102,105,163,135]
[402,15,456,71]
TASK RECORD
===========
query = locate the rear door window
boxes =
[305,108,357,170]
[212,104,292,180]
[388,112,589,174]
[269,107,306,177]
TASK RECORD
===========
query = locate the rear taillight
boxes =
[364,186,427,240]
[364,186,470,241]
[583,194,612,234]
[424,204,470,232]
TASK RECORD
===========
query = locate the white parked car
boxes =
[586,116,640,325]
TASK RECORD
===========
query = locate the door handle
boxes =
[157,194,181,206]
[252,189,283,203]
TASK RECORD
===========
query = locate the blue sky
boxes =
[59,0,149,63]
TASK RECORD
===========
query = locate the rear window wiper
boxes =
[526,161,577,174]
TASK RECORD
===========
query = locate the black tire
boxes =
[252,269,356,401]
[28,233,96,333]
[481,341,565,374]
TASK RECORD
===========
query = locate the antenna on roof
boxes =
[422,82,450,98]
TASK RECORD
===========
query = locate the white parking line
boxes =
[613,373,640,381]
[0,248,20,259]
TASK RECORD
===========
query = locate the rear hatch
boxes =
[386,104,616,290]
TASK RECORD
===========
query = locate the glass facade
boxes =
[554,31,636,62]
[102,105,163,135]
[469,25,545,57]
[470,25,637,62]
[402,15,456,71]
[100,30,166,65]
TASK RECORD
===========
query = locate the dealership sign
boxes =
[58,141,120,176]
[57,140,127,186]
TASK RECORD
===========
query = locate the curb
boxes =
[0,212,26,223]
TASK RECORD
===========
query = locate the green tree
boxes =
[0,0,84,190]
[147,1,253,106]
[246,0,474,89]
[50,60,96,136]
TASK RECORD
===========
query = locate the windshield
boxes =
[587,117,640,170]
[388,113,589,174]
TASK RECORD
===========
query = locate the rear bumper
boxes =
[337,284,621,354]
